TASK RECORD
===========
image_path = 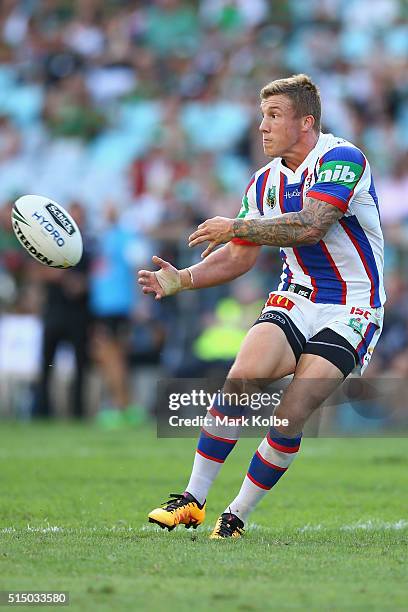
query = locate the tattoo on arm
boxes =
[232,197,343,247]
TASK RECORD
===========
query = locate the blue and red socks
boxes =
[185,398,243,505]
[224,427,302,522]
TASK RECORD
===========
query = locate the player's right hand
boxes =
[138,256,181,300]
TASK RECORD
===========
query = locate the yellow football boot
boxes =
[148,492,206,531]
[210,513,245,539]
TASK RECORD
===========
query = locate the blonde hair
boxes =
[260,74,321,132]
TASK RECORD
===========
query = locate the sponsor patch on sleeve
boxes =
[306,146,366,213]
[316,160,364,191]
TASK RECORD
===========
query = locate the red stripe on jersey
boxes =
[258,168,270,215]
[306,190,348,213]
[279,172,285,213]
[339,219,376,307]
[292,247,318,302]
[319,240,347,304]
[245,175,255,195]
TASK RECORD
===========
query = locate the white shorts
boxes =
[258,291,384,375]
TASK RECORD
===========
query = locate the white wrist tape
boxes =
[155,268,181,296]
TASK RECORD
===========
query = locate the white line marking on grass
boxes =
[0,524,136,534]
[140,524,162,532]
[0,527,16,533]
[298,524,322,533]
[27,524,63,533]
[1,519,407,535]
[340,519,408,531]
[299,520,408,533]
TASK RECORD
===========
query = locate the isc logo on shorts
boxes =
[266,293,295,311]
[350,306,371,320]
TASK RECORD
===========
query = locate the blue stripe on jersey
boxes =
[281,169,308,215]
[281,276,290,291]
[294,242,346,303]
[340,215,381,308]
[280,250,293,291]
[320,145,366,165]
[368,174,380,218]
[280,271,291,291]
[255,169,268,216]
[282,182,303,212]
[357,322,379,362]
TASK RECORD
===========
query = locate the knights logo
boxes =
[305,173,313,189]
[266,186,276,209]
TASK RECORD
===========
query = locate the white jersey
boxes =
[234,133,385,308]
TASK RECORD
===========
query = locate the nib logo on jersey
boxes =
[317,161,363,187]
[45,203,76,236]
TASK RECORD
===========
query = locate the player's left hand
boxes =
[188,216,234,258]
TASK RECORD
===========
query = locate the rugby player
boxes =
[138,74,385,538]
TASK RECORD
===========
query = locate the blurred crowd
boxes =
[0,0,408,425]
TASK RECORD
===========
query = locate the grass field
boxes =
[0,422,407,611]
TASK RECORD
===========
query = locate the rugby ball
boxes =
[11,195,83,268]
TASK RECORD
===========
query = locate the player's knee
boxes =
[227,363,260,384]
[274,401,318,428]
